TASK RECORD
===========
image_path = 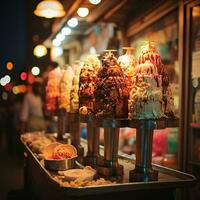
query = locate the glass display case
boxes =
[185,1,200,199]
[121,9,179,169]
[186,1,200,170]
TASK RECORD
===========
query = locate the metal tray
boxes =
[22,139,196,197]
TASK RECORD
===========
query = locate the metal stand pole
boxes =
[69,113,84,156]
[129,120,158,182]
[84,123,100,167]
[57,109,66,141]
[97,128,123,176]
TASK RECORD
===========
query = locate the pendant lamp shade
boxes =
[34,0,66,18]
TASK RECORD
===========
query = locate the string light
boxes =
[77,7,89,17]
[67,18,78,27]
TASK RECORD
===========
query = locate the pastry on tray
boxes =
[42,143,77,160]
[42,143,78,171]
[63,166,96,182]
[94,51,129,118]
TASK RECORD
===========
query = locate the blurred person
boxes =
[20,80,46,133]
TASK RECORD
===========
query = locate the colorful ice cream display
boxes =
[129,60,164,119]
[59,66,74,112]
[79,55,101,115]
[94,51,129,118]
[118,47,136,92]
[129,42,175,119]
[46,67,63,113]
[70,69,80,113]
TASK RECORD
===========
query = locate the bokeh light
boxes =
[52,39,61,46]
[61,27,71,35]
[20,72,28,81]
[6,61,14,70]
[12,85,27,95]
[89,0,101,5]
[31,66,40,76]
[33,44,47,58]
[4,83,12,91]
[77,7,89,17]
[67,18,78,28]
[2,92,8,100]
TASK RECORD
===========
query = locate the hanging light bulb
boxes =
[34,0,66,19]
[77,7,89,17]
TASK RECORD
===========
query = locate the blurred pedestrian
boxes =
[20,80,46,133]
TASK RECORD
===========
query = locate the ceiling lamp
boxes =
[67,18,78,27]
[34,0,66,19]
[77,7,89,17]
[33,44,47,58]
[89,0,101,5]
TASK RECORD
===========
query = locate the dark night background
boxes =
[0,1,52,199]
[0,0,52,77]
[0,0,26,74]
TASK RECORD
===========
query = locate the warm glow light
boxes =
[34,0,66,18]
[12,85,27,95]
[56,33,65,41]
[89,0,101,5]
[51,47,63,57]
[31,66,40,76]
[0,75,11,86]
[4,75,11,84]
[67,18,78,27]
[33,44,47,58]
[6,61,14,70]
[77,7,89,17]
[5,83,12,91]
[61,27,71,35]
[20,72,28,81]
[2,92,8,101]
[52,39,61,46]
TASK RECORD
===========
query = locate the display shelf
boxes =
[79,116,179,181]
[21,138,196,200]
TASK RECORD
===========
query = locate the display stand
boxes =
[89,116,178,181]
[80,115,100,168]
[128,118,179,182]
[92,118,128,177]
[69,112,84,156]
[57,109,66,141]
